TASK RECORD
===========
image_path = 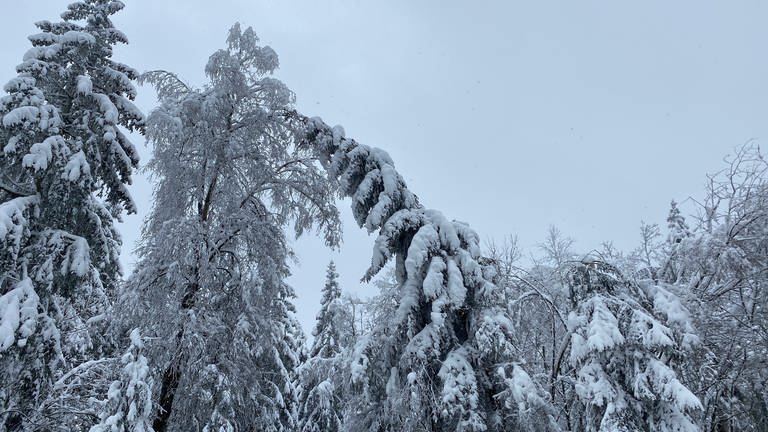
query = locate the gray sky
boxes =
[2,1,766,334]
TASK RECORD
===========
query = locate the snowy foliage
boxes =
[122,24,340,432]
[310,261,343,359]
[1,7,765,431]
[0,274,38,351]
[90,329,154,432]
[659,200,692,284]
[566,261,701,431]
[0,1,142,429]
[297,261,346,431]
[297,357,343,432]
[298,117,557,431]
[669,143,768,431]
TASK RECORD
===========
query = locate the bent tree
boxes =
[123,25,340,432]
[295,118,558,431]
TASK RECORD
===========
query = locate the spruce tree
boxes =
[660,200,691,284]
[311,261,343,358]
[0,1,142,428]
[297,118,557,431]
[297,261,344,432]
[566,260,701,431]
[123,24,340,432]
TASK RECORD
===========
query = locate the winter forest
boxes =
[0,1,766,431]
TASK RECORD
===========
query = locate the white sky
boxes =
[2,1,766,334]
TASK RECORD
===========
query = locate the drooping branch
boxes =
[292,112,557,431]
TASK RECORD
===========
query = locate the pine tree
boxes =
[297,261,344,432]
[566,260,701,431]
[0,1,142,428]
[122,24,340,432]
[297,119,557,431]
[90,329,154,432]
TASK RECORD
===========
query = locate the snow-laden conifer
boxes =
[297,261,345,432]
[90,329,154,432]
[566,260,701,431]
[297,119,557,431]
[666,200,691,246]
[659,200,692,284]
[123,24,340,432]
[0,1,142,428]
[310,261,343,359]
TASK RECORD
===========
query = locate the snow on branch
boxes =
[296,113,556,430]
[0,277,39,351]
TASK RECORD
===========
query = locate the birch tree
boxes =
[123,24,340,432]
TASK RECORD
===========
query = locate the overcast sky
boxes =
[2,1,766,334]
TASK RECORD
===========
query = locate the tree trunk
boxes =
[152,281,199,432]
[152,326,184,432]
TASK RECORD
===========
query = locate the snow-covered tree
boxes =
[666,200,691,246]
[629,222,663,282]
[486,233,579,429]
[90,329,154,432]
[310,261,343,358]
[297,261,345,432]
[0,1,142,428]
[297,118,557,431]
[122,24,340,432]
[659,200,691,284]
[672,143,768,431]
[566,260,701,431]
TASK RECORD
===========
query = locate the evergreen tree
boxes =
[297,261,345,432]
[566,260,701,431]
[122,24,340,432]
[0,1,142,428]
[311,261,343,358]
[298,119,557,431]
[659,200,691,284]
[666,200,691,245]
[90,329,154,432]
